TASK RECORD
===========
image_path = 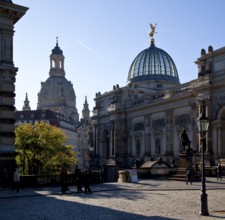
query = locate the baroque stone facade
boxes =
[76,97,92,171]
[91,36,225,175]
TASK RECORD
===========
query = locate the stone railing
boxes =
[20,174,76,187]
[20,171,102,188]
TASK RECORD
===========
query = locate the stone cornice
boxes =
[0,1,28,25]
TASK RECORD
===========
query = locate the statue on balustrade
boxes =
[180,129,191,153]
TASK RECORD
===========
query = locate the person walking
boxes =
[75,166,83,193]
[1,168,9,189]
[186,168,192,185]
[217,163,222,181]
[13,168,20,192]
[60,167,68,193]
[83,170,92,194]
[194,162,199,175]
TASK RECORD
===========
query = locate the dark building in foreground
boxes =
[0,0,28,171]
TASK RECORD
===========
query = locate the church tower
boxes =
[82,96,90,121]
[22,93,31,111]
[49,37,65,77]
[37,38,79,125]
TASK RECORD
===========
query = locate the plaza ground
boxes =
[0,177,225,220]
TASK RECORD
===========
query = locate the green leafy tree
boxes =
[15,122,77,175]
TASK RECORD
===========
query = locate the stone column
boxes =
[0,1,28,170]
[218,128,222,155]
[190,102,197,151]
[110,120,115,156]
[166,109,173,157]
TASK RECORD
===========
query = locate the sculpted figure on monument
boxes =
[180,129,191,152]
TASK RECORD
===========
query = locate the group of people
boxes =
[74,166,92,194]
[185,162,223,184]
[59,166,92,194]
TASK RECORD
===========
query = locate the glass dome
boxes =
[127,42,180,84]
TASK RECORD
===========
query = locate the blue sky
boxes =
[14,0,225,116]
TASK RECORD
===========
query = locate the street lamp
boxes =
[197,101,209,216]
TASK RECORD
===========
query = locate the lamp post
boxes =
[197,100,209,216]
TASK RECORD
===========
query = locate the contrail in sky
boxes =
[159,27,225,33]
[77,41,99,57]
[158,27,208,33]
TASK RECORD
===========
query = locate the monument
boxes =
[179,129,193,168]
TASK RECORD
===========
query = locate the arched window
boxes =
[52,60,55,68]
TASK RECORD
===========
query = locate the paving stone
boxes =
[0,177,224,219]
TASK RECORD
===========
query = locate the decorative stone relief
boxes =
[175,114,191,127]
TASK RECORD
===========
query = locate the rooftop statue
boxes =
[149,23,157,38]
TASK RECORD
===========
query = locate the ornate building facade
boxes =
[0,0,28,170]
[91,30,225,179]
[76,97,92,171]
[16,40,79,149]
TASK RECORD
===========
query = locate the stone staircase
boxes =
[168,167,201,182]
[168,167,187,181]
[168,153,201,182]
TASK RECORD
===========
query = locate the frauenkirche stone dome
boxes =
[127,24,180,87]
[37,38,79,124]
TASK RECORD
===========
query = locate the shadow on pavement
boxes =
[0,194,179,220]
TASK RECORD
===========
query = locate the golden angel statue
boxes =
[149,23,157,38]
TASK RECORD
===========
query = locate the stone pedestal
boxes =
[118,170,129,182]
[105,164,118,182]
[179,153,193,169]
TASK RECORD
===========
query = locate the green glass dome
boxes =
[127,42,180,84]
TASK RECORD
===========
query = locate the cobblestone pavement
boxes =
[0,177,225,220]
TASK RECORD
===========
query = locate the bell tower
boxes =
[49,37,65,77]
[82,96,90,121]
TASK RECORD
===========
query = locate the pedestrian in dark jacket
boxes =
[186,169,192,185]
[217,164,222,181]
[60,167,68,193]
[75,166,83,193]
[13,168,20,192]
[83,170,92,194]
